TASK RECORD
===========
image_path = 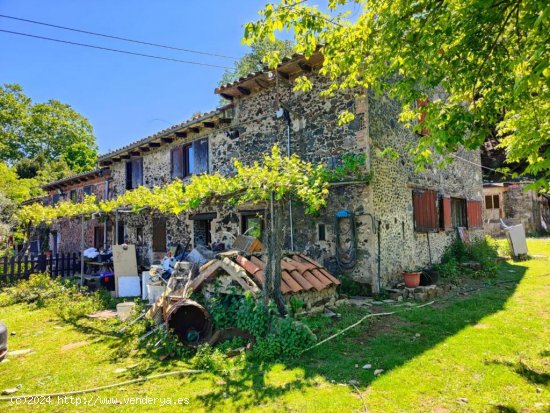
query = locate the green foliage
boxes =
[0,83,98,177]
[218,39,294,94]
[206,291,317,361]
[0,273,114,319]
[191,344,229,371]
[320,152,372,183]
[18,144,330,224]
[244,0,550,190]
[437,236,500,281]
[0,162,41,203]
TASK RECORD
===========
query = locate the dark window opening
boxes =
[194,219,212,247]
[451,198,468,228]
[485,194,499,210]
[94,226,105,250]
[70,190,77,202]
[52,193,62,205]
[83,185,93,196]
[318,223,326,241]
[242,212,264,240]
[116,223,125,245]
[126,158,143,190]
[136,226,144,245]
[152,217,167,252]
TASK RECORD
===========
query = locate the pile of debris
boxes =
[145,250,341,346]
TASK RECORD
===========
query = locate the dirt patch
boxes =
[351,314,412,344]
[61,341,88,351]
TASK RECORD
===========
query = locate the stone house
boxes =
[482,181,549,236]
[30,53,484,291]
[38,169,112,254]
[85,52,484,292]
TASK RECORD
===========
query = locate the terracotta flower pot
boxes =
[403,271,421,288]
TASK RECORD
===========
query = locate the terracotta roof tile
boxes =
[193,253,339,295]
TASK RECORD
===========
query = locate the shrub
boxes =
[206,291,317,361]
[437,236,499,281]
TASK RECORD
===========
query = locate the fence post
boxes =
[16,255,23,281]
[37,254,47,273]
[23,255,29,280]
[60,253,65,278]
[9,256,15,283]
[54,253,60,278]
[2,256,7,284]
[72,253,78,277]
[48,254,53,276]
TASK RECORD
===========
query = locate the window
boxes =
[318,223,326,241]
[191,212,216,247]
[485,194,500,210]
[412,189,439,232]
[242,211,264,240]
[70,190,77,202]
[116,223,125,245]
[83,185,93,196]
[125,158,143,190]
[136,226,144,245]
[451,198,467,228]
[170,138,209,179]
[152,217,167,252]
[94,226,105,250]
[52,193,61,205]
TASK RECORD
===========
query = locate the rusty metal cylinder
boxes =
[165,299,212,346]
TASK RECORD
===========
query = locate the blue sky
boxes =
[0,1,270,154]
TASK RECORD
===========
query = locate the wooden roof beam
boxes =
[298,62,312,72]
[175,131,187,138]
[161,136,175,143]
[148,142,161,148]
[220,93,234,101]
[140,146,150,152]
[237,86,251,95]
[120,154,131,160]
[189,127,201,133]
[203,122,216,128]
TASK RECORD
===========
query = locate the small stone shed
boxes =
[190,253,341,310]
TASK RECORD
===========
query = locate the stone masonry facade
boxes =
[38,55,484,291]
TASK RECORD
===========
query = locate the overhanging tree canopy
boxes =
[244,0,549,190]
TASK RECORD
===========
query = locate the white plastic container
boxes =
[147,285,164,305]
[116,302,136,321]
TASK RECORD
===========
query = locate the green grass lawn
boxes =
[1,238,548,412]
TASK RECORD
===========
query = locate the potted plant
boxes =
[402,267,422,288]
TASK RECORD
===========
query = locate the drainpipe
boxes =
[80,215,85,286]
[377,219,381,294]
[282,108,294,251]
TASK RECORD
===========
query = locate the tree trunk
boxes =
[264,193,287,315]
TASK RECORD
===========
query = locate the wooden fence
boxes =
[0,253,81,284]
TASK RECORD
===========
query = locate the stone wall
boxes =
[91,71,482,288]
[483,183,545,236]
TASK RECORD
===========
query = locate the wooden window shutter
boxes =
[152,217,167,252]
[193,138,209,174]
[467,200,483,229]
[412,190,438,232]
[125,161,133,190]
[171,146,183,179]
[442,196,452,230]
[132,158,143,188]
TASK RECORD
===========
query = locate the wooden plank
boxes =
[10,256,15,283]
[2,256,7,284]
[16,255,22,282]
[112,244,138,297]
[190,261,223,291]
[23,255,29,279]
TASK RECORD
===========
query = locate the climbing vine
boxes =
[17,145,330,224]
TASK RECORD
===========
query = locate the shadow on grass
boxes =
[33,259,530,411]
